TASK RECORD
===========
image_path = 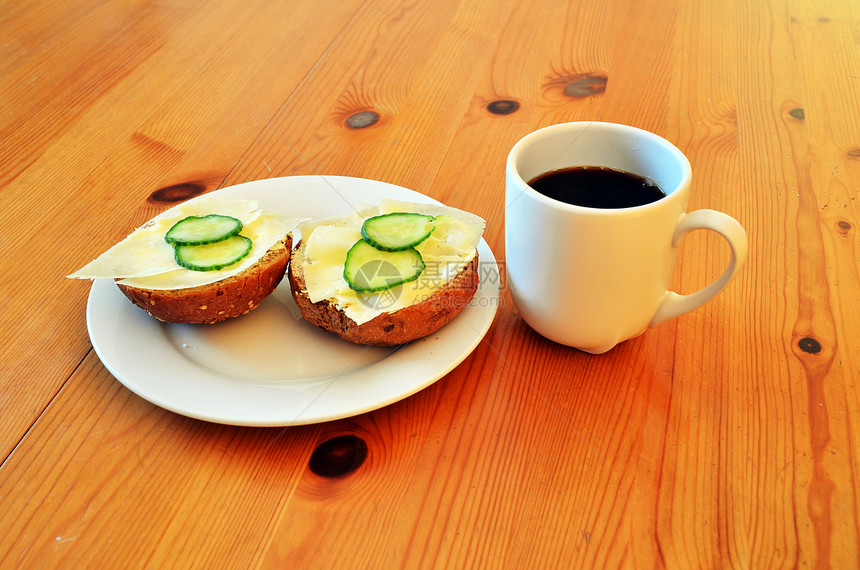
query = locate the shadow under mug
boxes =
[504,121,748,354]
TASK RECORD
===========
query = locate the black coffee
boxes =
[527,166,666,208]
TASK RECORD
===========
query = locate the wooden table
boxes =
[2,0,859,567]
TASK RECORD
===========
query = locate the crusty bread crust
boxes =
[288,239,479,345]
[117,234,292,324]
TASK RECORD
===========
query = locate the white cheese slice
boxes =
[116,211,299,290]
[301,200,485,326]
[68,198,303,290]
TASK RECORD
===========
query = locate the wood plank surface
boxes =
[1,0,859,567]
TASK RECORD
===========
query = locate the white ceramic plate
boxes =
[86,176,500,426]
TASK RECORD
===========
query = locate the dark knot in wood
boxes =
[487,99,520,115]
[346,111,381,129]
[789,108,805,120]
[798,337,822,354]
[563,75,608,98]
[148,182,207,204]
[309,435,368,478]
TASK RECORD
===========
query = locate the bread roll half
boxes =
[118,234,292,324]
[289,238,479,345]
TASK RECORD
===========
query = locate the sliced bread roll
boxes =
[289,238,478,345]
[68,197,303,324]
[288,199,485,345]
[119,234,291,324]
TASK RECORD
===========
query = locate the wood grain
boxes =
[0,0,365,457]
[1,0,859,567]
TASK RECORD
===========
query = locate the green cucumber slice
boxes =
[360,212,435,252]
[165,214,243,246]
[343,239,425,293]
[174,235,253,271]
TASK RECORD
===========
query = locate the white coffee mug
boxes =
[505,121,748,353]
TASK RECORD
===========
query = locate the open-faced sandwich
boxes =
[289,198,485,345]
[69,197,302,324]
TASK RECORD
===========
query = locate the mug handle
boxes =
[649,209,748,328]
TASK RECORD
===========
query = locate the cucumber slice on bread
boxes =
[343,239,425,293]
[360,212,435,252]
[174,235,253,271]
[165,214,243,246]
